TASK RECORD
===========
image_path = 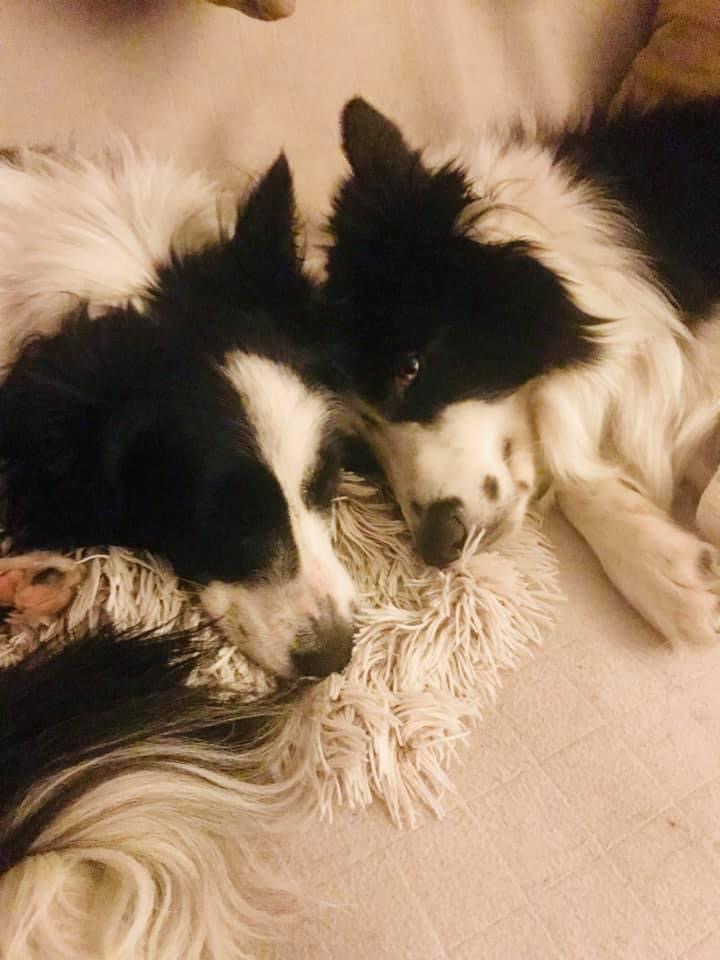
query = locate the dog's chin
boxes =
[199,584,300,678]
[213,618,298,679]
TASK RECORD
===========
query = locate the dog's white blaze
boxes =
[223,352,329,508]
[204,352,355,675]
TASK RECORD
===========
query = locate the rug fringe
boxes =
[1,474,563,827]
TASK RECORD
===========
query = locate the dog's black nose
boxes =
[291,613,355,678]
[416,498,467,567]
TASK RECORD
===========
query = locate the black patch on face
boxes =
[325,99,600,423]
[0,152,330,588]
[483,475,499,501]
[168,455,297,586]
[0,309,296,585]
[555,98,720,322]
[335,431,384,480]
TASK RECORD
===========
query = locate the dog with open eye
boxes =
[0,143,358,958]
[324,95,720,648]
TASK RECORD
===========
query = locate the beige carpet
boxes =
[262,511,720,960]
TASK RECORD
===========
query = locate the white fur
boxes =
[0,141,228,375]
[372,133,720,645]
[203,352,356,676]
[0,740,304,960]
[0,145,353,955]
[364,392,535,546]
[0,144,355,676]
[423,134,720,505]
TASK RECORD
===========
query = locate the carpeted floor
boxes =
[260,511,720,960]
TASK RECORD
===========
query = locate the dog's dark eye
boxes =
[394,352,422,388]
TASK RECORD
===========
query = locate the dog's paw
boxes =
[0,552,85,625]
[696,464,720,546]
[628,534,720,646]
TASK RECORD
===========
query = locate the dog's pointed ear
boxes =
[231,152,298,269]
[340,97,415,180]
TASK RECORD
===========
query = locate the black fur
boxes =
[0,154,341,586]
[0,622,298,873]
[302,427,344,511]
[324,98,600,423]
[556,98,720,321]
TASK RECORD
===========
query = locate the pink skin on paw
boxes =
[0,570,23,605]
[0,557,83,622]
[14,581,77,617]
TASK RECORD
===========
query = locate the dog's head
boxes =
[0,155,355,678]
[325,98,599,565]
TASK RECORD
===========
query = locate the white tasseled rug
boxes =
[0,474,563,826]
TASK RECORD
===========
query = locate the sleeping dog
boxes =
[0,143,355,678]
[325,96,720,647]
[0,621,304,960]
[0,143,357,958]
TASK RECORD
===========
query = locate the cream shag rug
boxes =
[0,474,562,826]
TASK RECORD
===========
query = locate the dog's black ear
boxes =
[340,97,416,180]
[231,152,298,271]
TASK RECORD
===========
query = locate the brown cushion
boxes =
[612,0,720,109]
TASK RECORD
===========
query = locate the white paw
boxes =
[621,531,720,646]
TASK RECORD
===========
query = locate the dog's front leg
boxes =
[558,478,720,645]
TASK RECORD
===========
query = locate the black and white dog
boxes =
[325,96,720,647]
[0,143,356,679]
[0,621,303,960]
[0,143,357,957]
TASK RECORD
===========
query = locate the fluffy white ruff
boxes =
[3,475,561,828]
[0,140,231,374]
[423,133,720,511]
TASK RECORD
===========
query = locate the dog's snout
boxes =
[291,606,355,678]
[416,498,467,567]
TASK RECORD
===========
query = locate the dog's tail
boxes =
[0,623,304,960]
